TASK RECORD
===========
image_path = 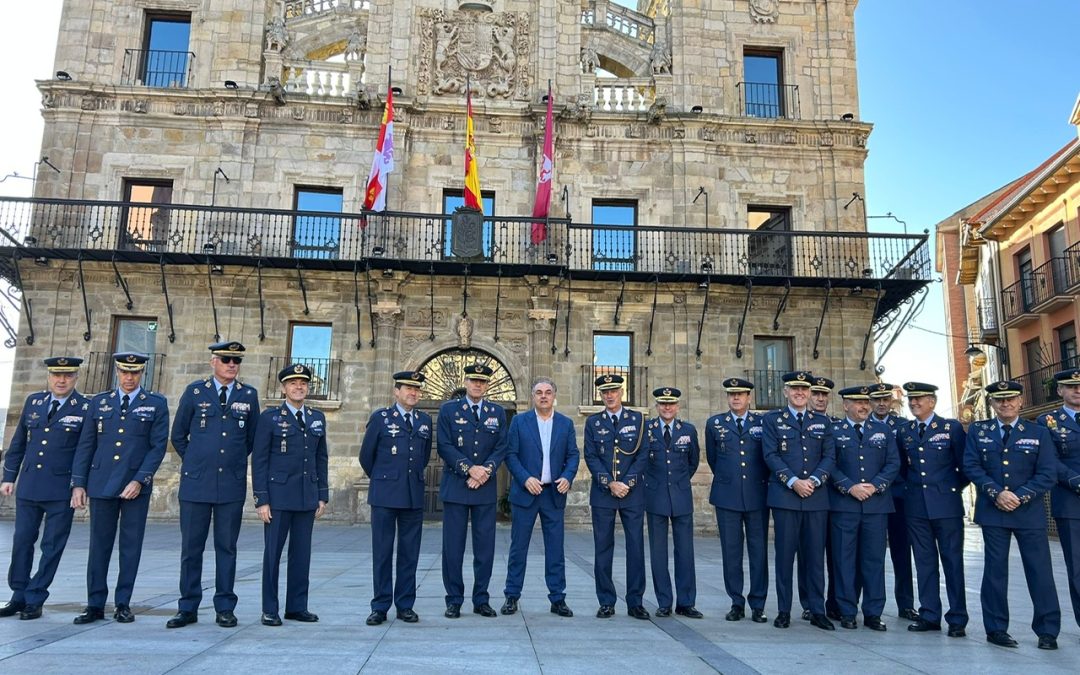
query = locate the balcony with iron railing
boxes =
[737,82,800,120]
[1002,257,1076,326]
[82,351,168,395]
[266,357,344,401]
[121,49,194,88]
[1016,357,1080,413]
[745,369,786,411]
[581,364,650,407]
[976,296,1000,342]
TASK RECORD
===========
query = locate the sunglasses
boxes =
[219,356,243,365]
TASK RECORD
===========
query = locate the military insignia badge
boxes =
[1046,415,1058,431]
[294,365,304,374]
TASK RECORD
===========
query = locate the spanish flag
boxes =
[463,79,482,213]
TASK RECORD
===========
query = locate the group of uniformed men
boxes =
[2,346,1080,653]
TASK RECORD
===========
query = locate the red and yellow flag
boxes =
[362,81,394,215]
[463,81,482,213]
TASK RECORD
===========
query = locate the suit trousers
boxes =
[178,499,244,612]
[504,486,567,603]
[7,498,74,607]
[773,508,826,615]
[830,512,887,618]
[1057,517,1080,629]
[370,505,424,612]
[647,511,696,609]
[591,503,646,608]
[979,525,1061,637]
[261,508,316,615]
[887,497,915,612]
[441,501,496,607]
[906,514,967,627]
[715,507,769,611]
[87,493,151,608]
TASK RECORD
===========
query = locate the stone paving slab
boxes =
[0,520,1078,673]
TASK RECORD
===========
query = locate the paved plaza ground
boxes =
[0,519,1077,673]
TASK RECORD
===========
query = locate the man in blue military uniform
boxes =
[501,377,579,618]
[900,381,969,638]
[585,374,650,619]
[360,370,433,626]
[70,352,169,624]
[804,375,841,621]
[251,364,329,626]
[166,341,259,629]
[437,363,508,619]
[828,386,899,631]
[964,380,1060,650]
[0,357,89,620]
[1038,368,1080,636]
[645,387,702,619]
[869,382,917,622]
[707,377,769,624]
[762,370,836,630]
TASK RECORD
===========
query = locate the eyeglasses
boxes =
[219,356,243,365]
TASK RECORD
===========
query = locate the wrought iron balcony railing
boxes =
[83,351,168,395]
[1016,357,1080,412]
[976,296,999,339]
[266,357,344,401]
[744,369,787,411]
[1002,257,1073,324]
[581,364,650,407]
[121,49,194,88]
[736,82,801,119]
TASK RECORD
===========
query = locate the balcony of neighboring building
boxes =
[976,295,1000,343]
[1017,356,1080,416]
[1002,256,1078,327]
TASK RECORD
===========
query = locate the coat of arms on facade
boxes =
[416,8,531,101]
[749,0,781,23]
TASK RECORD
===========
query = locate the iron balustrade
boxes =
[121,49,195,88]
[1065,240,1080,291]
[582,364,649,407]
[744,369,786,411]
[83,351,167,395]
[977,296,999,339]
[1002,257,1073,323]
[737,82,800,119]
[266,356,344,401]
[1016,357,1080,412]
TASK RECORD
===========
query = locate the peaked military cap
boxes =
[463,363,494,381]
[723,377,754,393]
[653,387,681,403]
[838,385,872,400]
[809,376,834,393]
[781,370,813,387]
[902,381,939,397]
[209,340,246,358]
[1053,369,1080,386]
[44,356,83,373]
[279,363,313,382]
[868,382,896,399]
[394,370,426,387]
[595,373,625,391]
[986,380,1023,399]
[113,352,149,372]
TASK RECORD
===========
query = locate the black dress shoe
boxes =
[550,601,573,617]
[284,610,319,622]
[397,608,419,623]
[801,609,811,621]
[445,604,461,619]
[751,608,767,623]
[366,610,387,626]
[864,616,887,632]
[899,608,919,621]
[0,601,25,617]
[261,613,282,626]
[73,607,105,625]
[19,605,42,620]
[676,606,703,619]
[947,625,966,638]
[628,606,651,620]
[810,614,836,631]
[596,605,614,618]
[113,605,135,623]
[725,606,745,622]
[839,616,857,629]
[826,608,842,621]
[216,610,237,628]
[500,597,518,615]
[907,618,941,632]
[986,631,1018,648]
[655,607,672,617]
[473,603,497,618]
[1038,634,1058,650]
[166,611,198,628]
[774,612,791,628]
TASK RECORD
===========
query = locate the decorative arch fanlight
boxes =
[417,349,517,403]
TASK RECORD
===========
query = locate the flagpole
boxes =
[385,64,392,212]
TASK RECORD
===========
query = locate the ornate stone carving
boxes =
[749,0,780,24]
[646,96,667,125]
[133,99,148,114]
[819,132,834,147]
[265,17,289,52]
[416,8,531,100]
[344,29,367,62]
[744,130,757,143]
[649,36,672,75]
[41,92,56,109]
[454,314,474,349]
[212,100,226,116]
[581,42,600,74]
[339,108,354,124]
[489,116,502,133]
[560,93,593,124]
[701,124,719,142]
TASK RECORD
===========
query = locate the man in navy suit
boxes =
[585,374,650,619]
[501,377,579,617]
[0,357,89,620]
[900,381,969,638]
[360,370,433,626]
[166,341,259,629]
[437,363,508,619]
[71,352,169,624]
[251,364,329,627]
[645,387,701,618]
[964,380,1060,650]
[707,377,769,624]
[1038,368,1080,635]
[762,370,836,630]
[828,386,899,631]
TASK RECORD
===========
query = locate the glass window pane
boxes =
[113,318,159,391]
[122,179,172,250]
[591,202,636,271]
[592,333,632,403]
[293,188,343,259]
[289,324,333,399]
[144,17,191,87]
[743,51,782,117]
[747,206,792,276]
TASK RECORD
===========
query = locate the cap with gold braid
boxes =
[394,370,426,387]
[781,370,812,387]
[44,356,83,373]
[209,340,246,358]
[113,352,149,372]
[809,376,834,393]
[595,373,624,391]
[985,380,1023,399]
[868,382,896,399]
[902,381,939,397]
[838,385,871,400]
[723,377,754,393]
[278,363,313,382]
[1054,369,1080,386]
[463,363,493,381]
[653,387,681,403]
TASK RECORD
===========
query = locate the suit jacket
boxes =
[3,390,90,501]
[762,408,835,511]
[72,389,169,498]
[170,378,260,503]
[436,398,508,505]
[828,417,899,514]
[505,410,579,509]
[963,418,1056,529]
[898,414,968,519]
[644,418,700,517]
[1036,408,1080,519]
[705,411,767,512]
[584,408,648,508]
[251,404,329,511]
[359,406,433,510]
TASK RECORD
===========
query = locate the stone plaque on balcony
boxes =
[450,206,484,258]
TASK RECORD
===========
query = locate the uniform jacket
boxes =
[505,409,579,509]
[3,390,90,501]
[436,398,508,505]
[828,417,899,514]
[584,408,648,508]
[72,389,169,498]
[644,418,700,517]
[963,418,1056,529]
[170,378,260,503]
[898,414,968,519]
[705,411,767,512]
[251,403,329,511]
[1037,408,1080,519]
[359,405,433,510]
[762,408,836,511]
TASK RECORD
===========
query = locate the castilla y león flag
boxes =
[362,82,394,215]
[531,83,555,244]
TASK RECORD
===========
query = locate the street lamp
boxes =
[965,342,1007,366]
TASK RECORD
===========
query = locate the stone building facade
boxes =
[1,0,929,528]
